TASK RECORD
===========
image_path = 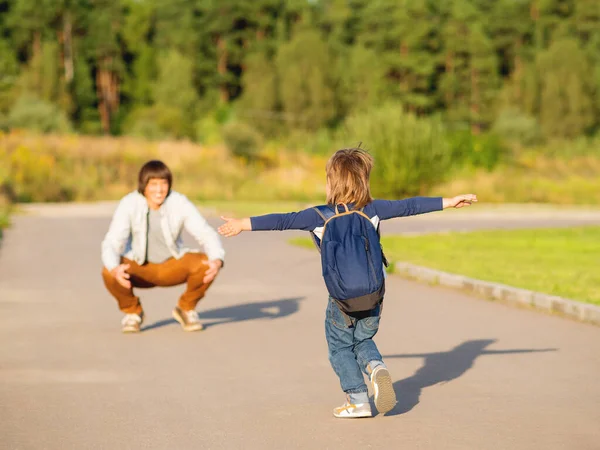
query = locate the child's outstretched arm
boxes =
[373,194,477,220]
[218,217,252,237]
[218,208,323,237]
[442,194,478,209]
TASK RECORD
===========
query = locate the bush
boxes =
[124,106,193,140]
[492,108,542,146]
[194,114,222,146]
[448,130,508,171]
[222,122,264,162]
[3,145,74,202]
[0,188,10,232]
[8,95,71,134]
[342,103,451,197]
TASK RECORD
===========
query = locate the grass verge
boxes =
[0,207,10,241]
[289,226,600,306]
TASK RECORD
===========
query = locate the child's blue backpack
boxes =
[311,204,387,313]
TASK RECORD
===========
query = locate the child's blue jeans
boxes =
[325,297,383,396]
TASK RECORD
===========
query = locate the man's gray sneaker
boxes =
[121,312,143,333]
[172,307,204,332]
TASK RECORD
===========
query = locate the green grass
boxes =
[0,208,9,241]
[0,206,9,227]
[289,227,600,305]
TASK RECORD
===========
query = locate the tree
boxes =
[536,37,595,138]
[6,0,57,61]
[469,25,500,133]
[276,29,336,131]
[85,0,125,134]
[572,0,600,129]
[440,0,499,132]
[153,49,199,117]
[237,51,279,136]
[0,39,19,115]
[196,0,264,103]
[335,43,385,117]
[121,0,156,107]
[392,0,443,114]
[488,0,533,80]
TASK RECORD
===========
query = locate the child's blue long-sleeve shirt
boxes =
[250,197,443,239]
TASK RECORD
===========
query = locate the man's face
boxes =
[144,178,169,209]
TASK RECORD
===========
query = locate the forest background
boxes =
[1,0,600,219]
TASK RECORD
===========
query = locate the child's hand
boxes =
[218,216,250,237]
[443,194,478,209]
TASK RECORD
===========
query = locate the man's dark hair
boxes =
[138,160,172,194]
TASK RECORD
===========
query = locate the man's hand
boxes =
[110,263,131,289]
[443,194,478,209]
[218,217,251,237]
[203,259,223,284]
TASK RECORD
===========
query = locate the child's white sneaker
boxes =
[333,401,372,418]
[370,366,397,414]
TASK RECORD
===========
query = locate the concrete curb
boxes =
[391,261,600,326]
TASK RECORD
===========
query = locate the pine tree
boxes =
[336,43,385,117]
[85,0,126,133]
[276,29,336,131]
[440,0,499,132]
[393,0,443,114]
[122,0,156,107]
[0,39,19,114]
[238,51,278,136]
[537,37,595,138]
[469,24,500,133]
[572,0,600,129]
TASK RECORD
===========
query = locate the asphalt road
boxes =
[1,204,599,450]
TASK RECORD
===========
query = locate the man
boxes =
[101,160,224,333]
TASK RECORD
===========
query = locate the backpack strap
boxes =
[313,205,335,222]
[335,203,350,214]
[359,207,389,268]
[310,205,336,252]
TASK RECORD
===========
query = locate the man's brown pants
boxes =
[101,253,213,315]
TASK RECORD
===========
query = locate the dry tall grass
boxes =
[436,152,600,205]
[2,132,599,207]
[0,131,328,203]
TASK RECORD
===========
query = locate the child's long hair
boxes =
[326,148,373,209]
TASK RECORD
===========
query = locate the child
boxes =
[218,148,477,418]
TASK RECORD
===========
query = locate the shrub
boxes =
[222,122,264,162]
[124,106,192,140]
[342,103,451,197]
[8,95,71,134]
[194,114,222,146]
[448,130,508,171]
[4,145,74,202]
[492,108,542,146]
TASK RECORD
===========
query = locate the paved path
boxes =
[1,205,599,450]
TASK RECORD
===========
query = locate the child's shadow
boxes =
[384,339,557,416]
[142,297,303,332]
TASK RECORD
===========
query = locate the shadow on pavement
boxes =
[141,297,303,332]
[383,339,558,416]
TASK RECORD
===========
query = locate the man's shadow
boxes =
[383,339,557,416]
[142,297,303,332]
